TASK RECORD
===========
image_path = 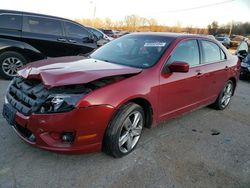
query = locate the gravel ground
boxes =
[0,79,250,188]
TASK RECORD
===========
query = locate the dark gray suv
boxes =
[0,10,97,79]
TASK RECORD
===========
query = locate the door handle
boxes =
[225,66,229,71]
[196,71,203,78]
[196,69,202,77]
[69,39,77,43]
[57,38,66,42]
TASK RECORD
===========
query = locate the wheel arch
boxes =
[0,47,44,62]
[124,97,154,129]
[0,38,45,62]
[0,47,29,61]
[228,77,237,95]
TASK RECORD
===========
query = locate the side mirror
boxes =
[98,35,103,40]
[168,61,189,73]
[91,34,99,42]
[83,34,97,43]
[82,36,91,43]
[92,34,101,41]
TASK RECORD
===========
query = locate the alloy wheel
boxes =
[221,82,233,108]
[2,57,24,77]
[119,111,143,153]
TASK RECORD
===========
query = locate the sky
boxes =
[1,0,250,27]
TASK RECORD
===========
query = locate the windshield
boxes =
[90,34,173,68]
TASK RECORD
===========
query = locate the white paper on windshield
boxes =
[144,42,166,47]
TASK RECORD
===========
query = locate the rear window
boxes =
[23,16,63,36]
[0,14,22,30]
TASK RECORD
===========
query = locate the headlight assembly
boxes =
[39,94,83,114]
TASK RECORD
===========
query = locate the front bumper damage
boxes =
[4,104,114,153]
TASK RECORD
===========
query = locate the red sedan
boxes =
[2,33,240,157]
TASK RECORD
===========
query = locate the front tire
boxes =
[103,103,145,158]
[212,80,234,110]
[0,51,27,80]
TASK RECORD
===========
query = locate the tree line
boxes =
[76,15,249,36]
[208,21,250,36]
[75,15,207,34]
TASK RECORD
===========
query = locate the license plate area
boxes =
[2,103,17,125]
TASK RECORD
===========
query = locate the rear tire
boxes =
[211,80,234,110]
[0,51,27,80]
[103,103,145,158]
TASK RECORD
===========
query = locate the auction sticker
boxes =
[144,42,166,47]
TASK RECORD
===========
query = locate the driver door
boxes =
[158,39,205,122]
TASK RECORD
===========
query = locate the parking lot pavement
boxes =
[0,79,250,188]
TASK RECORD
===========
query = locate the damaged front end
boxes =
[6,75,128,116]
[3,51,145,154]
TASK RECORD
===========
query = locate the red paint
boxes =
[168,61,190,73]
[14,105,114,153]
[12,35,240,154]
[18,56,142,88]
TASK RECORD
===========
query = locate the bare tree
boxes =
[208,21,219,35]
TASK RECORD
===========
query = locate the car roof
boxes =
[0,9,74,23]
[129,32,213,40]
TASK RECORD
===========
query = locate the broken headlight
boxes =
[39,94,83,114]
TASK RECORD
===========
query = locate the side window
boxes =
[23,16,63,36]
[0,14,22,30]
[91,29,103,39]
[168,40,200,67]
[64,22,89,39]
[201,40,225,63]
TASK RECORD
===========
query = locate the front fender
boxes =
[77,69,159,121]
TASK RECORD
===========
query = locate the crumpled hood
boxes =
[18,56,142,88]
